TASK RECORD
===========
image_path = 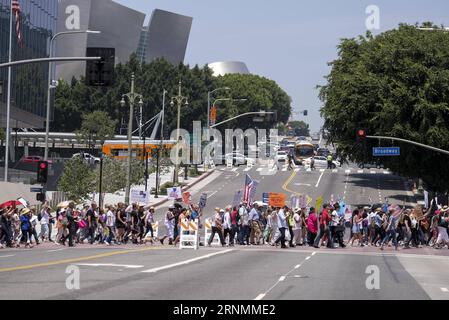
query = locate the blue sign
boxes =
[262,193,269,204]
[373,147,400,157]
[30,187,43,193]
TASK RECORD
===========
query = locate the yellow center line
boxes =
[282,169,301,196]
[0,247,163,273]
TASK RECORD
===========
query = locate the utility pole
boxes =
[120,73,143,204]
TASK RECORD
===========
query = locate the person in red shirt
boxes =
[230,207,239,246]
[313,204,331,248]
[306,207,318,246]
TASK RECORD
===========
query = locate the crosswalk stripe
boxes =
[243,168,251,172]
[320,169,325,173]
[357,170,364,174]
[370,171,376,174]
[294,169,300,172]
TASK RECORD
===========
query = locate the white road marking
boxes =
[76,263,144,269]
[358,170,364,174]
[315,172,325,188]
[295,183,312,187]
[294,264,301,269]
[279,276,286,282]
[441,288,449,292]
[244,168,251,172]
[232,168,238,172]
[345,170,351,174]
[305,256,311,260]
[256,168,263,172]
[142,249,234,273]
[294,168,300,172]
[0,255,16,258]
[208,191,218,198]
[254,294,266,301]
[312,251,317,256]
[47,249,65,253]
[332,169,338,173]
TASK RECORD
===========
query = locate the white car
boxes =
[275,151,288,162]
[72,152,101,164]
[304,156,340,169]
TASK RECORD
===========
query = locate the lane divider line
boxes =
[254,294,266,301]
[315,172,325,188]
[0,247,161,273]
[142,249,234,273]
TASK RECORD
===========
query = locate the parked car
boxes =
[304,156,340,169]
[21,156,52,164]
[72,152,100,164]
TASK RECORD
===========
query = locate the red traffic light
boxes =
[357,129,366,138]
[39,162,47,170]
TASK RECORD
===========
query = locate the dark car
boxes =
[358,162,384,169]
[316,148,330,157]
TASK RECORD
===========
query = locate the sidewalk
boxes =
[98,168,216,208]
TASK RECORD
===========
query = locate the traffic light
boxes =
[303,110,308,116]
[37,161,49,184]
[36,193,46,202]
[86,47,115,86]
[356,129,367,142]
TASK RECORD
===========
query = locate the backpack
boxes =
[38,212,42,221]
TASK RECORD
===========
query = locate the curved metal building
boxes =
[207,61,250,77]
[56,0,145,82]
[143,9,193,65]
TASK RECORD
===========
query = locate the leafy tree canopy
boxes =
[288,121,310,137]
[58,157,96,202]
[319,23,449,192]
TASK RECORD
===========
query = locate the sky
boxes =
[115,0,449,133]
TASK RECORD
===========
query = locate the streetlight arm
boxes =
[210,112,274,129]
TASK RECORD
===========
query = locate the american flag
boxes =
[12,0,22,48]
[243,174,259,205]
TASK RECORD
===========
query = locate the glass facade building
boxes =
[0,0,57,128]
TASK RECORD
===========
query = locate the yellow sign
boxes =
[315,196,323,211]
[269,193,287,208]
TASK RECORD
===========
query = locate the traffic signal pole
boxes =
[366,135,449,156]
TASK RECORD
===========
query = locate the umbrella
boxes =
[0,200,23,209]
[57,201,72,209]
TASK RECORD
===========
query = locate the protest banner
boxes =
[269,193,287,208]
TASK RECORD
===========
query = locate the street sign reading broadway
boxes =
[373,147,400,157]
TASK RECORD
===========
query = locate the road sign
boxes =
[30,187,43,193]
[373,147,400,157]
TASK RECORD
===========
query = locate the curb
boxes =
[152,169,216,209]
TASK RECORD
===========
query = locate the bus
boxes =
[294,141,315,165]
[102,140,176,161]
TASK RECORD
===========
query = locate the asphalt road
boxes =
[1,246,448,300]
[0,147,447,300]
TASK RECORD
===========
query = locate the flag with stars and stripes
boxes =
[12,0,23,48]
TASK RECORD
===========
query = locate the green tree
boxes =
[215,74,292,130]
[319,23,449,192]
[96,157,146,194]
[76,111,117,149]
[288,121,310,137]
[58,157,96,202]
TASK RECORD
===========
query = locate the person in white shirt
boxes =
[207,208,225,247]
[105,205,116,245]
[223,206,232,246]
[38,206,50,242]
[275,206,288,248]
[329,204,346,248]
[237,203,250,245]
[292,208,302,246]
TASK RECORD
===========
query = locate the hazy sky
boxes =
[115,0,449,132]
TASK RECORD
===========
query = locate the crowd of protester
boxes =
[1,199,448,251]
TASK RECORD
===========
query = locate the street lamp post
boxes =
[170,81,189,186]
[120,73,144,204]
[155,89,167,198]
[207,87,230,130]
[44,30,101,162]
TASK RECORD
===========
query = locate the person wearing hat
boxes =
[208,208,225,247]
[292,207,302,247]
[435,209,449,249]
[223,206,233,246]
[20,208,33,248]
